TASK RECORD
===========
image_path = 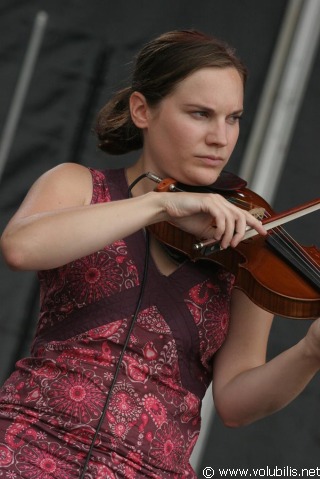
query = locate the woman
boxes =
[0,29,319,478]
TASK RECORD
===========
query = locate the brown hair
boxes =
[95,30,247,155]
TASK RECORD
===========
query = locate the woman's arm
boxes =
[0,163,267,271]
[0,163,167,270]
[212,289,320,427]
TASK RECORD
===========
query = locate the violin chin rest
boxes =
[177,170,247,193]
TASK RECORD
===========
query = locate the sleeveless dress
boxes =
[0,168,235,478]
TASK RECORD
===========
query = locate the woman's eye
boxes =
[229,114,243,124]
[192,111,209,118]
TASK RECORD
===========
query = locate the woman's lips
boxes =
[196,155,224,166]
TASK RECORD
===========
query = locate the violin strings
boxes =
[227,196,320,282]
[263,217,320,282]
[259,207,319,275]
[269,226,319,279]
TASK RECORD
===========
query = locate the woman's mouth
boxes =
[196,155,224,166]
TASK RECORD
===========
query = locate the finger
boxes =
[220,214,238,249]
[229,215,247,247]
[211,213,226,242]
[245,213,267,236]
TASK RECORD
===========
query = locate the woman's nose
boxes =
[205,121,228,146]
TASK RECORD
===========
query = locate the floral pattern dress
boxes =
[0,168,234,478]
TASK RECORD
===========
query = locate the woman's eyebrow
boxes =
[185,103,244,115]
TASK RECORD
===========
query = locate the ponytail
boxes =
[95,87,143,155]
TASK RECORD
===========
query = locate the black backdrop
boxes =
[1,0,319,473]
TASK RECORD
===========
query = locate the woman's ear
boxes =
[130,91,150,129]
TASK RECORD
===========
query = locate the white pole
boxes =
[239,0,304,184]
[249,0,320,203]
[0,11,48,182]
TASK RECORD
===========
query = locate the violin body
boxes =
[148,176,320,319]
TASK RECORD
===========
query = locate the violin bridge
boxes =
[249,207,265,220]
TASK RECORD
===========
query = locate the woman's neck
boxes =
[126,161,157,197]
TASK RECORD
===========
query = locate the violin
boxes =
[146,171,320,320]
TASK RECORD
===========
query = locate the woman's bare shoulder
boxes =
[11,163,94,221]
[41,162,92,190]
[33,162,93,203]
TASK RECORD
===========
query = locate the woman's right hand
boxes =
[160,191,267,250]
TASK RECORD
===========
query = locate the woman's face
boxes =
[141,67,244,186]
